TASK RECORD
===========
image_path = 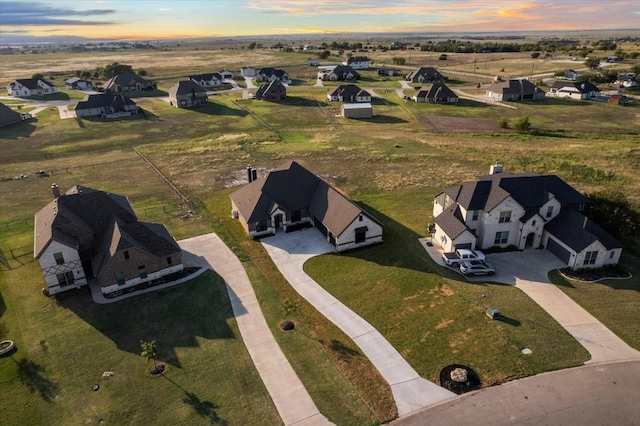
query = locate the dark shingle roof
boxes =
[329,65,360,79]
[169,80,206,97]
[75,93,136,110]
[14,78,56,89]
[0,102,22,127]
[230,161,380,236]
[406,67,443,82]
[546,209,622,251]
[104,73,151,89]
[254,80,286,98]
[189,73,221,81]
[434,205,470,239]
[488,79,543,96]
[414,83,457,100]
[551,81,600,93]
[327,84,369,98]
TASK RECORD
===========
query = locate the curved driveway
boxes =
[261,230,456,417]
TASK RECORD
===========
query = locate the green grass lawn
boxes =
[0,267,281,425]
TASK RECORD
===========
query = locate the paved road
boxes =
[180,233,332,426]
[262,230,456,417]
[393,360,640,426]
[419,239,640,364]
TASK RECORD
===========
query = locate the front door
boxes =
[274,214,283,229]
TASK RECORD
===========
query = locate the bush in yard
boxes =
[498,117,510,129]
[513,116,531,133]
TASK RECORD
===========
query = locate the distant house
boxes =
[168,80,208,108]
[327,84,371,102]
[255,68,290,83]
[412,83,458,103]
[65,77,93,90]
[188,73,222,87]
[0,102,22,127]
[344,56,370,70]
[241,67,256,77]
[7,78,58,97]
[307,59,319,66]
[615,73,638,88]
[230,161,383,251]
[561,69,579,81]
[432,164,622,270]
[406,67,444,84]
[378,68,400,77]
[254,80,286,101]
[548,81,600,100]
[104,73,153,93]
[34,184,183,296]
[486,79,545,101]
[218,70,234,79]
[342,102,372,118]
[74,93,138,118]
[323,65,360,81]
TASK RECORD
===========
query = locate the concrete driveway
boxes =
[419,239,640,364]
[261,229,456,417]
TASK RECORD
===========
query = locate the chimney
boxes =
[251,167,257,182]
[489,163,503,175]
[246,166,253,183]
[51,183,60,198]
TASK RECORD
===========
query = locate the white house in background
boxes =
[230,161,383,252]
[343,56,370,69]
[65,77,92,90]
[615,73,638,88]
[218,70,234,79]
[7,78,58,97]
[241,67,256,77]
[34,184,183,296]
[432,164,622,270]
[188,73,222,87]
[548,81,600,99]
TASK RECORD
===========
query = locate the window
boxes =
[138,265,147,279]
[167,256,173,265]
[609,251,615,259]
[546,206,554,218]
[355,228,367,244]
[116,272,125,285]
[359,215,363,222]
[124,250,130,260]
[499,211,512,223]
[53,252,65,265]
[494,231,509,245]
[56,271,74,286]
[78,236,85,245]
[532,220,536,226]
[584,251,598,265]
[472,210,479,221]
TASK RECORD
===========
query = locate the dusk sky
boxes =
[1,0,639,40]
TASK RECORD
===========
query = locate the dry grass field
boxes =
[1,38,639,425]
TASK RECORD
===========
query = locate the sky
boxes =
[1,0,639,41]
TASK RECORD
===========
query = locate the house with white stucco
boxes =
[432,164,622,270]
[230,161,383,252]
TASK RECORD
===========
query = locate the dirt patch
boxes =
[216,133,249,141]
[440,285,455,296]
[436,319,454,329]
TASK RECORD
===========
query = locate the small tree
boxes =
[530,52,540,59]
[318,50,330,60]
[391,56,406,65]
[584,57,601,69]
[439,54,448,60]
[140,340,159,373]
[513,116,531,133]
[498,117,510,129]
[31,73,44,80]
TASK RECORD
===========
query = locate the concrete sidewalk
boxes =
[419,239,640,363]
[262,230,456,417]
[180,233,332,426]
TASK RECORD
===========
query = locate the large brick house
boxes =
[168,80,208,108]
[34,185,183,296]
[432,164,622,270]
[230,161,383,252]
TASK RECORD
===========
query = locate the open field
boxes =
[1,42,639,424]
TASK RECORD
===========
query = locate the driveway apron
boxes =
[261,230,456,417]
[180,233,332,426]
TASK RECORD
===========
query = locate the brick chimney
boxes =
[51,183,60,198]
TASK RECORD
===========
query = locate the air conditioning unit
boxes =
[231,210,238,219]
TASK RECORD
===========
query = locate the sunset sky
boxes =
[1,0,639,40]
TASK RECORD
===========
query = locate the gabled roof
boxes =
[169,80,206,97]
[104,73,151,88]
[434,205,471,239]
[406,67,443,81]
[441,173,589,213]
[254,80,286,98]
[488,79,543,96]
[329,65,360,78]
[546,209,622,251]
[230,161,380,236]
[189,73,221,81]
[551,81,600,93]
[347,56,369,63]
[75,93,136,110]
[0,102,22,127]
[13,78,56,89]
[414,83,457,99]
[327,84,370,98]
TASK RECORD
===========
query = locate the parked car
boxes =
[459,260,495,276]
[442,249,486,267]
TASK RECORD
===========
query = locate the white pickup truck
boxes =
[442,249,486,267]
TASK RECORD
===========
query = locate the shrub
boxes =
[439,54,448,60]
[498,117,509,129]
[513,116,531,133]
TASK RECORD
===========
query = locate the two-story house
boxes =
[343,56,370,70]
[230,161,383,252]
[432,164,622,270]
[168,80,208,108]
[34,185,183,296]
[7,78,58,97]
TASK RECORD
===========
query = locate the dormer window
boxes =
[546,206,554,218]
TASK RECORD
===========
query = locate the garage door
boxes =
[314,217,328,238]
[546,237,571,264]
[455,243,472,249]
